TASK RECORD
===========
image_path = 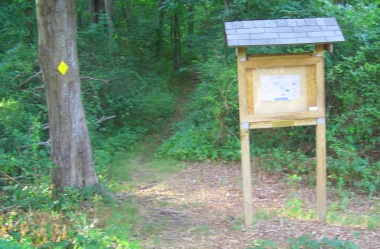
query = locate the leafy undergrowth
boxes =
[249,235,359,249]
[2,145,379,248]
[0,182,141,248]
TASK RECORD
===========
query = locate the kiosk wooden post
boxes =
[316,117,327,222]
[237,47,253,227]
[224,18,345,227]
[315,44,327,223]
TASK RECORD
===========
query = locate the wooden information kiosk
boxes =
[224,18,345,227]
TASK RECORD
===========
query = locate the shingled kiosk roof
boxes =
[224,17,345,47]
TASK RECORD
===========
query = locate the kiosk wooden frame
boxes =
[240,52,325,126]
[225,18,345,227]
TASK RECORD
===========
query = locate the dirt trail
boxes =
[122,77,379,248]
[128,160,380,248]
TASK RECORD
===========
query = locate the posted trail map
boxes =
[260,74,301,102]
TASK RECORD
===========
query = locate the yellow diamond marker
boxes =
[57,61,69,75]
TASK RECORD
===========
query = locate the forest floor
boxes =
[121,158,380,249]
[111,79,380,249]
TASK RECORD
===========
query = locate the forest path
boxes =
[127,160,379,248]
[113,78,380,248]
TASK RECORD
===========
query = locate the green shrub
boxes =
[0,98,49,180]
[0,184,140,248]
[157,52,241,160]
[159,2,380,194]
[322,2,380,194]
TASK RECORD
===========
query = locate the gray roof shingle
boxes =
[224,18,345,47]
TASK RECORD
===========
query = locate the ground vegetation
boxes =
[0,0,379,248]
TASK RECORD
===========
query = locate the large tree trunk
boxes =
[105,0,114,36]
[23,6,34,44]
[156,0,165,57]
[89,0,105,23]
[36,0,99,189]
[187,4,194,36]
[89,0,97,23]
[171,14,181,71]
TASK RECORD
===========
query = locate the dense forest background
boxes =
[0,0,379,248]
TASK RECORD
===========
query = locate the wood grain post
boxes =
[316,119,327,223]
[315,44,326,223]
[237,47,253,227]
[240,126,252,228]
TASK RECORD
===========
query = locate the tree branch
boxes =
[17,71,41,90]
[96,115,116,124]
[81,76,109,84]
[0,205,19,214]
[37,139,50,147]
[0,170,22,185]
[11,72,21,82]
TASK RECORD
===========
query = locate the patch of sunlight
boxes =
[326,198,380,230]
[146,158,187,173]
[149,182,169,192]
[280,197,317,220]
[327,211,380,230]
[189,225,214,235]
[252,208,275,224]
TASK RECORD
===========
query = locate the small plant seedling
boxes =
[248,238,277,249]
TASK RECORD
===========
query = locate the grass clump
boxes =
[0,183,140,248]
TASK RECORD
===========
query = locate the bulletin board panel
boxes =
[251,67,308,114]
[239,53,324,125]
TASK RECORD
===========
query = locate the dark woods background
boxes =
[1,0,379,196]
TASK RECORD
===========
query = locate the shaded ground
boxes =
[113,78,380,248]
[125,160,380,248]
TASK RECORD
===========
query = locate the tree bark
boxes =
[89,0,105,23]
[156,0,165,57]
[23,6,34,44]
[36,0,99,189]
[171,14,181,70]
[187,4,194,36]
[105,0,114,36]
[89,0,96,23]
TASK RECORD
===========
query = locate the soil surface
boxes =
[121,79,380,248]
[128,160,380,249]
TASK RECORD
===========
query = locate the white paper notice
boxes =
[260,74,301,102]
